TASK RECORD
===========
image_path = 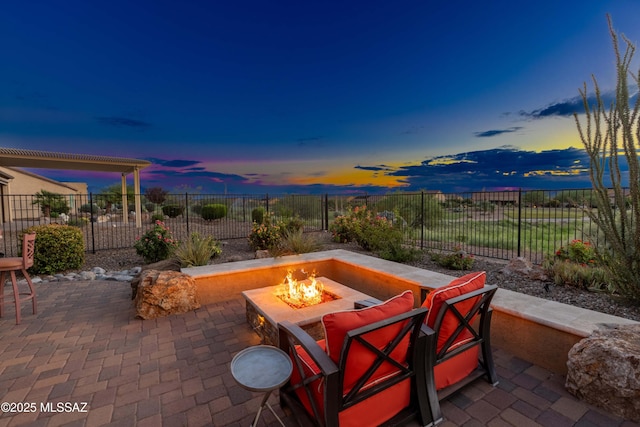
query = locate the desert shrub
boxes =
[22,224,85,275]
[201,204,227,220]
[554,239,597,264]
[280,216,304,235]
[162,204,184,218]
[330,206,408,257]
[544,258,610,291]
[377,242,421,263]
[151,213,164,223]
[80,203,100,213]
[67,218,89,227]
[251,207,265,224]
[248,213,282,250]
[430,248,475,270]
[543,240,609,290]
[271,229,321,256]
[354,214,400,252]
[134,220,179,263]
[329,211,358,243]
[174,233,222,267]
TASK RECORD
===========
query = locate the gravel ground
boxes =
[81,231,640,322]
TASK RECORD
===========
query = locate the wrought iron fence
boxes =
[0,188,618,264]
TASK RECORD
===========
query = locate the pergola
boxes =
[0,147,151,227]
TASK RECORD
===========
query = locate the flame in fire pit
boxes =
[277,269,324,308]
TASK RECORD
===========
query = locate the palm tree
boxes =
[32,190,69,217]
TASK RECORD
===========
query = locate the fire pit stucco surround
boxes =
[182,249,638,374]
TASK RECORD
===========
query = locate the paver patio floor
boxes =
[0,280,638,427]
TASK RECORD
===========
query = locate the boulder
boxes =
[134,270,201,320]
[130,258,181,299]
[501,257,548,281]
[565,324,640,422]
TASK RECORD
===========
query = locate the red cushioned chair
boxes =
[277,290,431,427]
[0,233,37,324]
[419,271,498,425]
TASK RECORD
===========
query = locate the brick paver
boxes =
[0,279,638,426]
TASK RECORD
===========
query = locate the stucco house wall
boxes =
[0,167,87,221]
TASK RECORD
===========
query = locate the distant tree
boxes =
[97,184,134,213]
[477,201,496,213]
[373,192,443,228]
[554,189,596,208]
[144,187,168,205]
[522,190,549,207]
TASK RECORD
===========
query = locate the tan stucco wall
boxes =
[0,167,87,220]
[0,167,79,195]
[62,182,88,194]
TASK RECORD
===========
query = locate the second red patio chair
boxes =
[420,271,499,424]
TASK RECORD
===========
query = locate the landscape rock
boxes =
[565,323,640,422]
[79,271,96,281]
[500,257,548,281]
[255,250,271,259]
[130,258,181,299]
[134,270,200,320]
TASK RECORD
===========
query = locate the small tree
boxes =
[32,190,69,217]
[574,15,640,303]
[145,187,168,204]
[98,183,134,213]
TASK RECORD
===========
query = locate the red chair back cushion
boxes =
[322,290,414,393]
[422,271,485,352]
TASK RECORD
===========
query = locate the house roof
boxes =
[0,147,151,173]
[1,166,81,192]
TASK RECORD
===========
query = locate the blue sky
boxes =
[1,1,639,194]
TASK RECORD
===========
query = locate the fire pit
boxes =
[275,269,339,309]
[242,270,374,345]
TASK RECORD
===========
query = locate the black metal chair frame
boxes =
[420,284,499,424]
[278,307,431,427]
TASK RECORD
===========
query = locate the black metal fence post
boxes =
[517,188,522,258]
[421,191,425,249]
[185,192,190,235]
[324,194,329,230]
[89,192,96,254]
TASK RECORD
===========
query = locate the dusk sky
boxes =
[1,1,639,194]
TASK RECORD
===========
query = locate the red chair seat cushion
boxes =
[294,287,415,427]
[422,271,486,389]
[303,290,414,425]
[292,340,411,427]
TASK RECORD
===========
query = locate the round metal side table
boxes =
[231,345,293,427]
